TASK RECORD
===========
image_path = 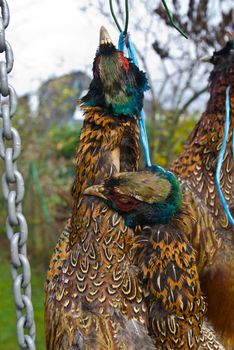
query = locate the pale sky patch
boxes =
[5,0,233,112]
[7,0,116,95]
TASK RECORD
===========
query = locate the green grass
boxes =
[0,255,46,349]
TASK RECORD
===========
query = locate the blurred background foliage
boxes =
[0,0,233,348]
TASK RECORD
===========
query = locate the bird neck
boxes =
[71,106,139,238]
[186,77,234,153]
[206,69,234,114]
[187,84,234,159]
[151,173,182,223]
[81,83,144,118]
[81,62,148,117]
[171,80,234,226]
[124,171,182,229]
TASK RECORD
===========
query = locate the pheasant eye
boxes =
[118,196,133,204]
[110,193,140,213]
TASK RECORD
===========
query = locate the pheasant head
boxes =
[206,35,234,110]
[209,35,234,72]
[81,26,149,117]
[84,166,182,229]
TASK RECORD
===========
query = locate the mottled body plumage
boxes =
[46,198,154,350]
[170,40,234,348]
[85,169,224,349]
[135,223,205,350]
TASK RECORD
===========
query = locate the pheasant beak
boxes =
[99,26,113,45]
[200,55,212,63]
[83,184,108,201]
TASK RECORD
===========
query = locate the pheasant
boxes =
[45,26,153,349]
[170,38,234,348]
[84,167,225,349]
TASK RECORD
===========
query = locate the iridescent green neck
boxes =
[124,167,182,228]
[81,59,148,117]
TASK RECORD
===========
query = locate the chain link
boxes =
[0,1,36,349]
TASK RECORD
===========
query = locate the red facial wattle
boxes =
[118,52,129,74]
[109,192,140,213]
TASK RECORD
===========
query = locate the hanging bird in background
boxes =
[45,26,153,349]
[84,167,225,349]
[170,36,234,349]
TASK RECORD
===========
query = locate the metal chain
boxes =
[0,1,36,349]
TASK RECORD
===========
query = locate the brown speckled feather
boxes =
[199,323,225,350]
[45,198,155,350]
[133,209,206,349]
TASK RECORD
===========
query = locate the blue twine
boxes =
[138,115,152,167]
[215,86,234,227]
[125,35,139,66]
[118,32,125,54]
[118,32,152,167]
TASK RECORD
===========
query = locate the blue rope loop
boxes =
[215,86,234,227]
[118,32,152,167]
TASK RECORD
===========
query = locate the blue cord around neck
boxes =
[215,85,234,227]
[118,32,152,167]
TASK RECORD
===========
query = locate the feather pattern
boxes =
[134,221,206,350]
[84,170,225,349]
[45,198,154,349]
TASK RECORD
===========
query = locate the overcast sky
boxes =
[6,0,233,105]
[7,0,117,96]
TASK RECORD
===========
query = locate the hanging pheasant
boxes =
[45,25,148,282]
[84,167,225,349]
[45,26,152,349]
[170,36,234,349]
